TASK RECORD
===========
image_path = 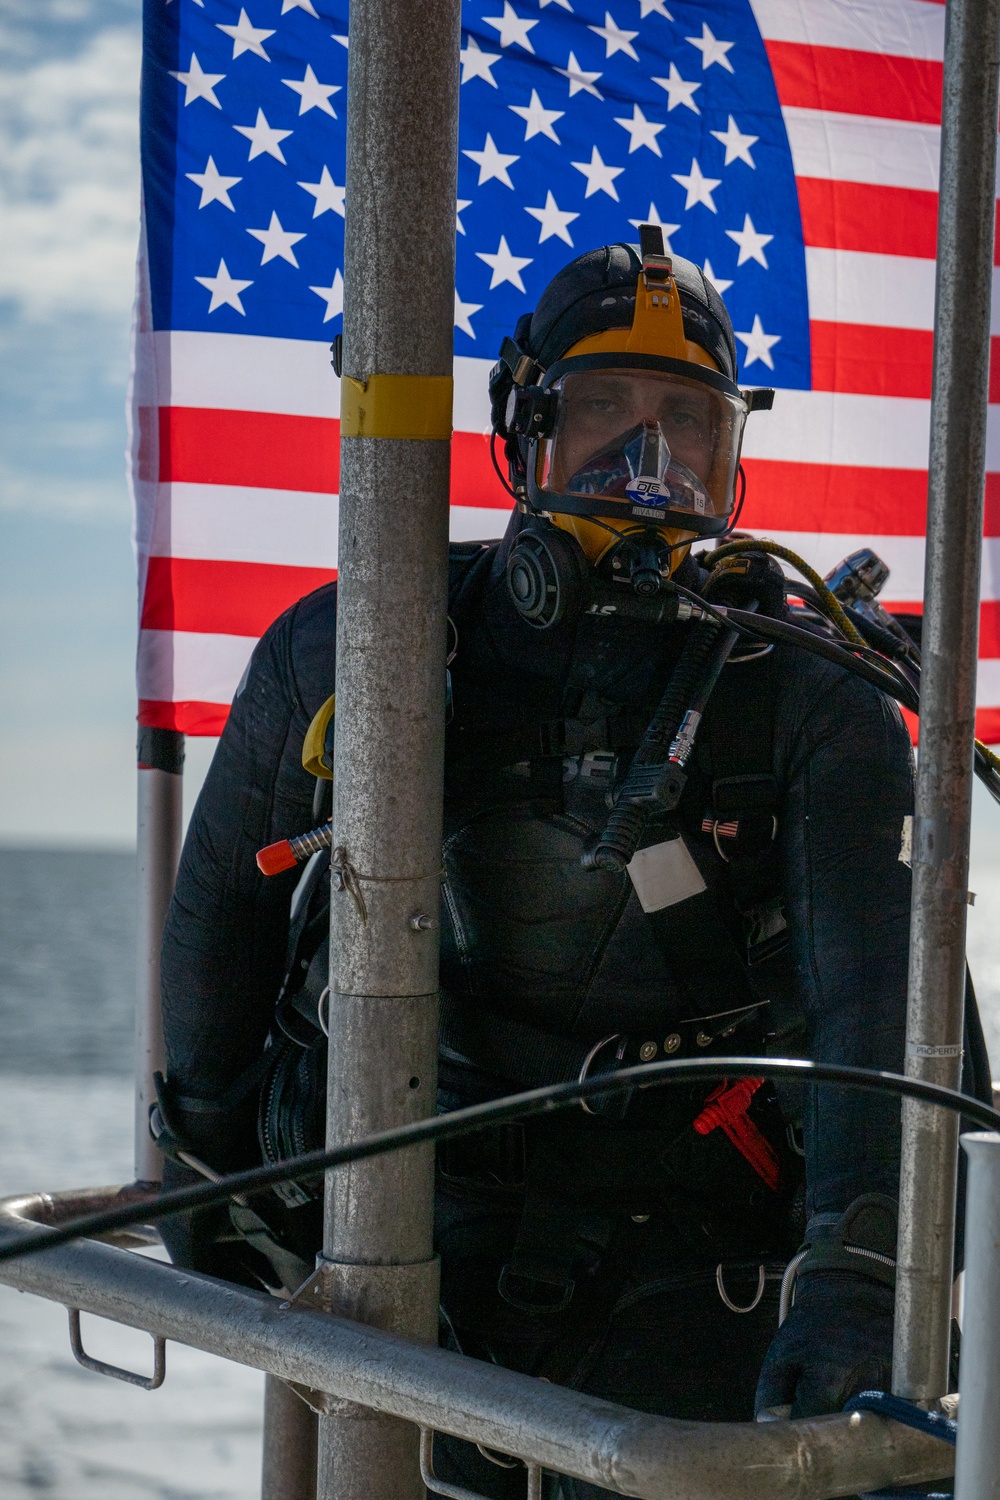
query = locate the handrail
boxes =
[0,1187,954,1500]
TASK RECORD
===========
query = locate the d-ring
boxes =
[716,1263,766,1313]
[578,1033,621,1115]
[712,815,778,863]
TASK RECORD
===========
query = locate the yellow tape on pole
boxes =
[340,373,454,440]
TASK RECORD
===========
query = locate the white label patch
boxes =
[627,837,707,914]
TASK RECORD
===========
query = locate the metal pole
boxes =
[893,0,1000,1402]
[954,1133,1000,1500]
[317,0,461,1489]
[262,1375,318,1500]
[134,725,184,1186]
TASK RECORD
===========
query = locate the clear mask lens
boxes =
[535,367,746,526]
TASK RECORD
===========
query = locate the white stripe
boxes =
[157,331,497,430]
[806,247,1000,334]
[145,484,509,565]
[749,0,944,60]
[784,108,941,193]
[148,484,339,567]
[454,357,496,432]
[156,331,341,418]
[743,390,930,468]
[784,107,1000,197]
[806,247,936,329]
[974,659,1000,703]
[450,504,513,541]
[137,629,256,704]
[745,390,1000,471]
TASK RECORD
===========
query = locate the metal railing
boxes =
[0,1186,959,1500]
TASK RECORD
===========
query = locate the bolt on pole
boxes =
[893,0,1000,1402]
[317,0,461,1489]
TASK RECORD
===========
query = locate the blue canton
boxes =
[143,0,809,387]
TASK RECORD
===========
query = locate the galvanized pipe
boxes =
[134,726,184,1186]
[322,0,460,1487]
[954,1133,1000,1500]
[894,0,1000,1402]
[0,1208,955,1500]
[262,1375,317,1500]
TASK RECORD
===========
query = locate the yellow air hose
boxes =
[707,537,1000,772]
[708,537,867,648]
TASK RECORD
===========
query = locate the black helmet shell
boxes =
[526,243,738,381]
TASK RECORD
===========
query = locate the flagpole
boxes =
[310,0,462,1491]
[893,0,1000,1402]
[134,726,184,1186]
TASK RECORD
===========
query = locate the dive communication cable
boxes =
[0,1059,997,1264]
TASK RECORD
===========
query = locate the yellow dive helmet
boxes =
[489,226,774,622]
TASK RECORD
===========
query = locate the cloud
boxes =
[0,24,141,319]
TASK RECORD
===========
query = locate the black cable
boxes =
[1,1058,997,1266]
[489,430,520,503]
[720,607,921,712]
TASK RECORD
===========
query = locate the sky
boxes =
[0,0,215,846]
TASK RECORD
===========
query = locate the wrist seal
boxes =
[796,1193,898,1291]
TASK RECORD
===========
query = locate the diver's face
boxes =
[555,371,717,486]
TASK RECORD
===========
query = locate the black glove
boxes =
[755,1268,894,1418]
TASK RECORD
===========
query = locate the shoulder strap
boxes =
[703,647,781,911]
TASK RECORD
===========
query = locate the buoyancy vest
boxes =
[259,543,805,1226]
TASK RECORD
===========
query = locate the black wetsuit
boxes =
[159,520,986,1496]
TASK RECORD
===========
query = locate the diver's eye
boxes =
[664,406,710,437]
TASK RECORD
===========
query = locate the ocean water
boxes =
[0,848,263,1500]
[2,841,1000,1498]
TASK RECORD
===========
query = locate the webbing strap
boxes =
[439,994,590,1088]
[642,886,758,1016]
[704,650,781,911]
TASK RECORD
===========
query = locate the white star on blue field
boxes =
[146,0,809,384]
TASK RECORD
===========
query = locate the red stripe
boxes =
[901,706,1000,748]
[766,41,942,123]
[741,459,925,535]
[810,321,934,399]
[797,178,1000,267]
[137,698,1000,749]
[139,699,230,735]
[810,324,1000,402]
[742,462,1000,537]
[883,601,1000,657]
[140,557,336,636]
[797,178,938,260]
[977,707,1000,745]
[154,406,1000,535]
[158,406,513,509]
[451,428,513,508]
[160,407,341,493]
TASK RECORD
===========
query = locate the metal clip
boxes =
[419,1428,543,1500]
[68,1308,166,1390]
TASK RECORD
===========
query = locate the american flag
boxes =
[130,0,1000,740]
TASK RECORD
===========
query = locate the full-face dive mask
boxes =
[491,227,774,626]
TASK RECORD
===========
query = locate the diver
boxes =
[155,231,991,1495]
